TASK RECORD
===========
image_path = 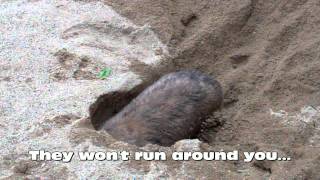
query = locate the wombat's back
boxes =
[103,70,223,146]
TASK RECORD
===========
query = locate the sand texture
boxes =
[1,0,320,179]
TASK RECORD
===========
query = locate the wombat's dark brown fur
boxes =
[102,70,223,146]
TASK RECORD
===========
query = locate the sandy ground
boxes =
[0,0,169,178]
[1,0,320,179]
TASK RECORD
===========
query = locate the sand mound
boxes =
[104,0,320,178]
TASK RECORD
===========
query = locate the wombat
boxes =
[102,70,223,146]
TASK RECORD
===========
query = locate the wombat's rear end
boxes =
[102,70,223,146]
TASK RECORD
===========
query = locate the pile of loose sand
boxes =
[102,0,320,178]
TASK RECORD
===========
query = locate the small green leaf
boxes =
[98,68,112,79]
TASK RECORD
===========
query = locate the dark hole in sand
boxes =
[89,84,146,130]
[89,60,161,131]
